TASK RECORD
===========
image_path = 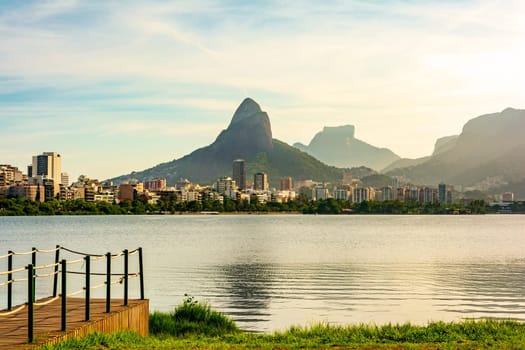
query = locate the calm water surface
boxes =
[1,215,524,331]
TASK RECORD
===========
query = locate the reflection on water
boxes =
[1,215,525,331]
[218,264,273,323]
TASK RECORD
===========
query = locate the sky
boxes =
[1,0,524,181]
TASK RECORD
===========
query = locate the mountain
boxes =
[109,98,344,187]
[381,135,458,173]
[293,125,400,171]
[386,108,525,189]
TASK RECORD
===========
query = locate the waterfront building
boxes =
[295,179,316,190]
[61,172,69,187]
[179,190,202,202]
[313,185,330,200]
[254,172,269,191]
[232,159,246,190]
[438,183,453,204]
[272,190,296,203]
[392,177,399,200]
[214,176,237,195]
[7,184,45,202]
[144,178,167,191]
[280,177,293,191]
[353,187,374,203]
[118,184,135,202]
[93,192,115,203]
[334,188,350,201]
[0,165,25,186]
[423,187,436,203]
[408,187,419,202]
[381,186,394,201]
[396,187,406,202]
[31,152,61,197]
[298,186,314,200]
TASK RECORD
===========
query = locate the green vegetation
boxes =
[149,295,238,336]
[0,197,497,216]
[45,297,525,349]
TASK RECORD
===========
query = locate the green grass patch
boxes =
[149,294,239,337]
[45,297,525,349]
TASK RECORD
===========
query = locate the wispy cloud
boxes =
[1,0,523,178]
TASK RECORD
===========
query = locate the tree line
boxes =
[0,196,503,216]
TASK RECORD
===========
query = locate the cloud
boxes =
[1,0,524,178]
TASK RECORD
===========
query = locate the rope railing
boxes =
[33,261,61,270]
[0,245,145,344]
[0,252,14,260]
[0,304,26,317]
[0,266,26,276]
[33,296,60,307]
[59,246,104,257]
[65,258,85,266]
[35,247,61,254]
[35,270,61,279]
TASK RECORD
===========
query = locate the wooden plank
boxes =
[0,297,149,349]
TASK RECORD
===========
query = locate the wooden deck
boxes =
[0,297,149,349]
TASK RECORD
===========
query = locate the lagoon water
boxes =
[1,214,525,331]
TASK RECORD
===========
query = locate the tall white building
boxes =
[31,152,61,197]
[61,172,69,187]
[353,187,374,203]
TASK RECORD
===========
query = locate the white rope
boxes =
[13,278,29,283]
[34,296,60,306]
[0,279,13,286]
[90,282,107,291]
[67,289,84,297]
[0,304,26,317]
[0,266,26,276]
[36,247,60,253]
[34,261,61,270]
[35,270,60,278]
[111,278,123,285]
[0,252,14,260]
[12,249,37,256]
[111,252,124,259]
[128,250,139,256]
[66,258,84,265]
[90,255,106,262]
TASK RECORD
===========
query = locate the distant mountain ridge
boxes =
[293,125,400,171]
[109,103,525,193]
[386,108,525,189]
[381,135,458,173]
[109,98,344,187]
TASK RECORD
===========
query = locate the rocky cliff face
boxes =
[386,108,525,188]
[294,125,400,171]
[213,97,273,160]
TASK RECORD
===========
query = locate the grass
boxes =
[44,297,525,349]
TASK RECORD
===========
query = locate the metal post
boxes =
[53,245,60,297]
[7,251,13,310]
[106,252,111,313]
[138,247,145,300]
[85,255,90,321]
[31,247,36,303]
[61,259,66,331]
[124,249,128,306]
[27,264,34,343]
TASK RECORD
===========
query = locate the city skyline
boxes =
[1,1,524,180]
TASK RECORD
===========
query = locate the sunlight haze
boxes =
[1,0,523,180]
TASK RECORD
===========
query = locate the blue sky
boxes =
[1,0,524,181]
